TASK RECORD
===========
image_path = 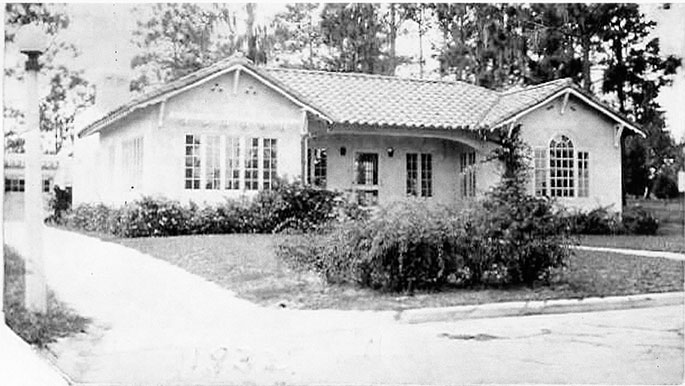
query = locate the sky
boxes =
[6,2,685,141]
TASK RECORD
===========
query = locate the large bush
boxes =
[620,206,659,235]
[278,201,464,291]
[568,207,620,235]
[251,180,341,233]
[652,174,679,199]
[59,180,347,237]
[456,129,573,286]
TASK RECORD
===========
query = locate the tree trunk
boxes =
[389,3,397,76]
[614,38,626,114]
[418,6,424,78]
[245,3,256,62]
[581,35,591,91]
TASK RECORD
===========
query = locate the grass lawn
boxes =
[116,234,685,311]
[3,245,90,348]
[580,234,685,253]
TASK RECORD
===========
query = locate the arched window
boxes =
[534,135,590,198]
[549,135,575,197]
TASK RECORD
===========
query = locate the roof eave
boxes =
[78,62,336,138]
[486,86,644,137]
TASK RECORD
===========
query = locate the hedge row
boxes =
[567,206,660,235]
[57,181,352,237]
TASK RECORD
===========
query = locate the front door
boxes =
[354,152,379,205]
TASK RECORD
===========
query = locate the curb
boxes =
[396,291,684,324]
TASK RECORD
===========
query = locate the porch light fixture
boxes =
[386,147,394,157]
[340,146,346,156]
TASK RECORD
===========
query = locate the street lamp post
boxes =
[16,23,48,313]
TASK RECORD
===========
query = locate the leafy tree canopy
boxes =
[4,3,94,154]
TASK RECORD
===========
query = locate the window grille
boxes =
[225,137,240,190]
[184,135,201,189]
[460,152,477,198]
[549,135,575,197]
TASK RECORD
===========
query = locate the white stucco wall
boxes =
[518,94,623,212]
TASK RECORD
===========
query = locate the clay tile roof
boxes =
[479,78,574,128]
[262,68,500,130]
[78,59,641,138]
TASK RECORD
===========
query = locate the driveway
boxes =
[5,223,683,385]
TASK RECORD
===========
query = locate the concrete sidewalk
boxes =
[0,324,70,386]
[4,224,683,385]
[575,244,685,261]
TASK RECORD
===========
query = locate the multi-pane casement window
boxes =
[421,154,433,197]
[354,152,379,205]
[5,177,51,193]
[122,136,144,190]
[577,151,589,197]
[549,135,575,197]
[185,134,278,191]
[205,135,221,190]
[406,153,433,197]
[225,137,241,190]
[262,138,278,190]
[245,138,260,190]
[460,152,477,198]
[185,135,201,189]
[406,153,418,196]
[307,148,327,188]
[4,178,24,192]
[534,135,589,198]
[534,148,548,196]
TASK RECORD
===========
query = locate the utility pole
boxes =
[16,23,48,313]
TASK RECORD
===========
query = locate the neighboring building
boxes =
[74,56,642,211]
[3,153,63,221]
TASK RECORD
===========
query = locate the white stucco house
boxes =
[74,56,643,212]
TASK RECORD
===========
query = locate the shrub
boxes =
[62,203,120,234]
[567,206,660,235]
[568,207,621,235]
[353,201,463,291]
[621,206,659,235]
[463,195,572,286]
[115,197,191,237]
[278,201,464,292]
[61,180,346,237]
[652,174,679,199]
[251,180,341,233]
[470,127,573,286]
[45,186,72,224]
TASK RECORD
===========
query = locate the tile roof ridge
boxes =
[475,94,504,129]
[477,78,573,128]
[500,77,573,96]
[265,66,498,91]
